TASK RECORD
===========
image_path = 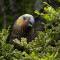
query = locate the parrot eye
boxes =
[23,17,26,20]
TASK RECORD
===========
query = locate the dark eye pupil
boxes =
[23,17,26,20]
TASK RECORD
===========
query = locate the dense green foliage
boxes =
[0,27,60,60]
[0,0,60,60]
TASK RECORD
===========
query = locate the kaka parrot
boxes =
[7,14,36,44]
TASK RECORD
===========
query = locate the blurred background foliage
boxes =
[0,0,60,60]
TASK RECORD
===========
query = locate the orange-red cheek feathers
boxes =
[15,17,28,28]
